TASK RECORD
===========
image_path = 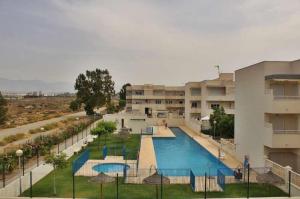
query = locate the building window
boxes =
[211,103,220,109]
[191,102,198,108]
[135,91,143,95]
[166,100,172,104]
[179,101,183,104]
[156,100,162,104]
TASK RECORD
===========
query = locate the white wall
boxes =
[235,62,267,167]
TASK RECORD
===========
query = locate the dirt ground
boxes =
[1,96,79,129]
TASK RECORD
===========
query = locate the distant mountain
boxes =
[0,77,74,93]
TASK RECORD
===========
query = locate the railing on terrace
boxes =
[265,159,300,189]
[274,95,300,100]
[265,89,300,99]
[265,159,286,180]
[291,170,300,189]
[273,129,300,134]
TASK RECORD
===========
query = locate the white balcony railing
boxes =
[273,129,300,134]
[265,89,300,100]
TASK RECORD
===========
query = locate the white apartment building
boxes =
[235,60,300,172]
[126,84,185,118]
[185,73,235,129]
[125,73,235,130]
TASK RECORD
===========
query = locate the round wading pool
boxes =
[92,163,130,173]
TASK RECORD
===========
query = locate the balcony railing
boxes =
[273,95,300,100]
[273,129,300,134]
[265,89,300,99]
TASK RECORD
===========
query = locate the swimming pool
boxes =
[92,163,130,173]
[152,127,233,176]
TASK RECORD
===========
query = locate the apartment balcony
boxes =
[264,122,300,148]
[206,95,234,102]
[265,89,300,113]
[165,95,185,99]
[190,107,201,113]
[189,95,202,101]
[207,108,235,115]
[166,103,185,108]
[127,95,166,100]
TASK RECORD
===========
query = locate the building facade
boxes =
[235,60,300,171]
[125,84,185,118]
[184,73,235,129]
[126,73,235,125]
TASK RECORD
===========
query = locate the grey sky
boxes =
[1,0,300,90]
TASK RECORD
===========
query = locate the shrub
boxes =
[3,133,25,143]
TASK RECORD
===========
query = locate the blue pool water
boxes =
[153,127,233,176]
[92,163,130,173]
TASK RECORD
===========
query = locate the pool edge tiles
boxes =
[75,159,137,176]
[152,127,234,177]
[92,163,130,173]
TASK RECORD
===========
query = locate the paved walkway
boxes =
[179,125,241,169]
[153,126,175,137]
[138,135,157,170]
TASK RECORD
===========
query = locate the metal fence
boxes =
[15,162,297,199]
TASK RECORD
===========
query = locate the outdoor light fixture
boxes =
[16,149,23,194]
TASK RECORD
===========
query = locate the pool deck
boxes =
[138,135,157,169]
[179,125,241,169]
[75,157,137,177]
[152,126,176,137]
[138,125,241,172]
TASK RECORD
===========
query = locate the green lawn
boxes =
[22,133,288,199]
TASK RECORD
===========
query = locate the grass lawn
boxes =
[22,133,288,199]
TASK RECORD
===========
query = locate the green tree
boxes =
[91,125,108,150]
[45,153,67,196]
[119,83,131,109]
[119,83,131,101]
[209,106,234,138]
[106,102,118,114]
[0,91,8,125]
[74,69,115,115]
[69,99,81,111]
[91,121,117,148]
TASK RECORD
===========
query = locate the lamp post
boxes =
[16,149,23,195]
[213,120,217,139]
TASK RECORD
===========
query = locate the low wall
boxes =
[184,119,201,134]
[265,159,300,196]
[103,113,185,133]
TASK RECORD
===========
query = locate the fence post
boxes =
[30,171,32,198]
[116,173,119,199]
[72,172,75,199]
[288,170,291,197]
[161,174,163,199]
[247,164,250,198]
[36,148,39,167]
[22,155,25,176]
[204,172,207,199]
[2,159,5,187]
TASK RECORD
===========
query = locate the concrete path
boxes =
[138,135,157,170]
[153,126,175,137]
[179,125,241,169]
[0,111,86,139]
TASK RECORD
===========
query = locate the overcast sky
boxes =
[1,0,300,90]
